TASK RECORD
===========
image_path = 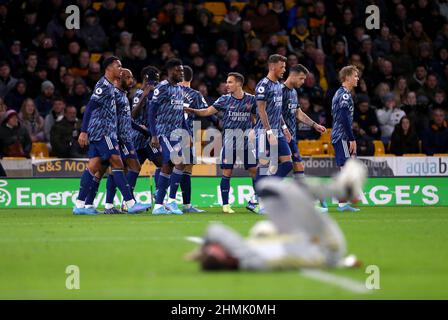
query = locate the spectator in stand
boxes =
[79,9,107,52]
[0,97,7,117]
[18,98,45,143]
[50,105,86,158]
[67,80,90,118]
[68,49,90,78]
[432,89,447,112]
[7,40,25,78]
[0,61,17,98]
[352,121,375,156]
[392,76,409,106]
[422,108,448,155]
[4,79,27,112]
[289,18,311,52]
[354,94,381,140]
[0,110,32,158]
[417,72,441,101]
[297,96,321,140]
[34,80,55,117]
[115,31,133,60]
[247,2,281,43]
[389,116,420,155]
[376,93,406,144]
[402,20,432,59]
[387,36,414,77]
[44,97,65,142]
[220,6,243,49]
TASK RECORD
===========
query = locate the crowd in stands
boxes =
[0,0,447,158]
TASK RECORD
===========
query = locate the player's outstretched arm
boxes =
[297,108,326,133]
[184,106,218,117]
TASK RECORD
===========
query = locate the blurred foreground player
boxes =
[186,159,366,271]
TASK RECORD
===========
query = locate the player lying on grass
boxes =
[186,159,366,271]
[74,56,149,215]
[184,72,258,214]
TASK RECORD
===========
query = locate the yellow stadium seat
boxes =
[381,154,396,157]
[373,140,385,156]
[117,2,125,11]
[204,2,227,16]
[298,140,323,156]
[213,15,225,23]
[30,142,49,158]
[433,154,448,156]
[319,128,331,142]
[285,0,296,10]
[230,2,247,11]
[319,141,334,155]
[403,153,426,156]
[90,53,102,63]
[92,2,102,11]
[2,157,27,160]
[311,154,333,157]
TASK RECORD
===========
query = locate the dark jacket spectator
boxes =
[353,122,375,156]
[389,116,420,155]
[354,94,381,139]
[78,10,107,52]
[0,61,17,98]
[4,79,27,112]
[247,2,281,43]
[50,106,86,158]
[422,108,448,155]
[44,97,65,142]
[34,80,55,117]
[0,110,32,158]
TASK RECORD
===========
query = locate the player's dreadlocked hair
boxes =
[165,58,183,71]
[141,65,160,83]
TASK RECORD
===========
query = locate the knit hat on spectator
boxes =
[382,93,395,103]
[41,80,54,92]
[1,110,18,125]
[356,94,370,104]
[296,18,308,27]
[417,95,429,106]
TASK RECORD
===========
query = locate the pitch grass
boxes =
[0,207,447,299]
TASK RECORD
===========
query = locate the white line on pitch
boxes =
[301,269,370,294]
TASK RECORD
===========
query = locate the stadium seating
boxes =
[403,153,427,156]
[298,140,323,156]
[230,2,247,11]
[92,2,125,11]
[373,140,385,156]
[203,2,228,23]
[319,128,331,142]
[30,142,50,158]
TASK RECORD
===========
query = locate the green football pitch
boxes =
[0,207,447,299]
